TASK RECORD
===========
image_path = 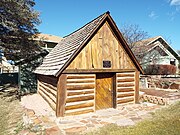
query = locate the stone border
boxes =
[140,94,169,105]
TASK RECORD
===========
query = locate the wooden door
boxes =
[95,73,115,110]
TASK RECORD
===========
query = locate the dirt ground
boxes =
[0,85,24,135]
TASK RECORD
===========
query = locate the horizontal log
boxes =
[67,84,95,90]
[117,78,134,83]
[65,108,94,116]
[117,97,134,104]
[67,75,95,79]
[67,90,94,96]
[67,79,95,83]
[63,69,136,73]
[40,81,57,91]
[66,95,94,103]
[117,73,134,77]
[38,90,56,111]
[117,93,134,98]
[117,83,134,87]
[38,75,57,86]
[117,88,134,92]
[39,86,56,104]
[38,74,57,82]
[39,81,57,97]
[65,102,94,110]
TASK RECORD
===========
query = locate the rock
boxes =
[33,118,42,125]
[116,118,135,126]
[27,132,37,135]
[137,111,148,116]
[17,130,29,135]
[130,117,142,122]
[96,108,120,117]
[91,119,99,124]
[80,120,88,124]
[26,109,35,117]
[64,126,87,134]
[86,123,95,127]
[45,126,63,135]
[23,115,31,125]
[99,121,110,125]
[40,116,51,123]
[91,115,98,118]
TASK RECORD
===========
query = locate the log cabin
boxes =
[34,11,144,117]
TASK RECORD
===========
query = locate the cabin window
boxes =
[103,60,111,68]
[170,59,176,66]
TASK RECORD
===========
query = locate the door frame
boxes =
[95,73,116,110]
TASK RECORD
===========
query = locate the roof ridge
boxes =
[63,11,109,38]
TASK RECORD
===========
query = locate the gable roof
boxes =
[34,11,143,76]
[132,36,180,61]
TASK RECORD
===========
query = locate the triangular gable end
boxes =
[146,36,180,60]
[66,21,136,70]
[56,12,143,76]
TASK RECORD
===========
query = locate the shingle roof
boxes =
[34,12,107,76]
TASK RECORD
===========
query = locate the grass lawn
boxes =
[0,87,24,135]
[85,101,180,135]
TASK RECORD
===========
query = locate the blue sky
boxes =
[34,0,180,51]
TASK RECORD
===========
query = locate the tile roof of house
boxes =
[33,33,62,43]
[34,11,143,76]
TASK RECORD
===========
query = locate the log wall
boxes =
[65,74,95,115]
[37,75,57,111]
[116,72,136,106]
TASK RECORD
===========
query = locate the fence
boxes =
[0,73,18,85]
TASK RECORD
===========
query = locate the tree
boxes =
[120,23,149,49]
[0,0,48,94]
[0,0,43,61]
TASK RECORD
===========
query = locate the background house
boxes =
[132,36,180,75]
[0,51,18,73]
[33,33,62,52]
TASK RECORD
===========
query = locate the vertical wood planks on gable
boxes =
[91,32,98,68]
[65,74,95,115]
[97,27,103,68]
[66,21,136,71]
[116,72,135,106]
[103,22,111,63]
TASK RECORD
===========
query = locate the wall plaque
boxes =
[103,60,111,68]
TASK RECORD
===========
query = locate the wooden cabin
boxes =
[34,11,144,117]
